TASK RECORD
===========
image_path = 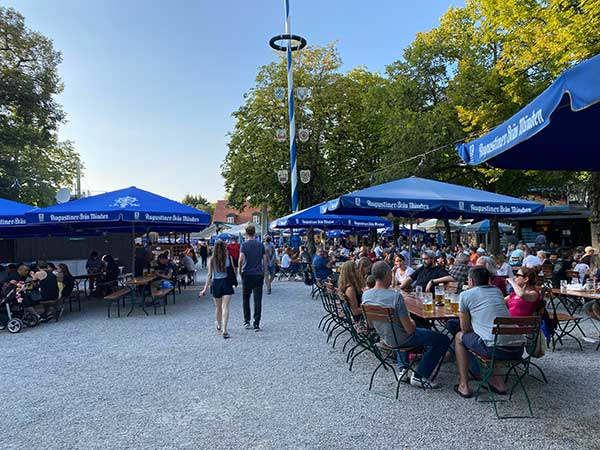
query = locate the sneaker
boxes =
[244,323,252,330]
[267,288,272,295]
[215,321,221,331]
[410,374,437,389]
[254,325,261,332]
[396,368,408,382]
[582,336,599,344]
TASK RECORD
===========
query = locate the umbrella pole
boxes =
[409,220,413,267]
[131,223,135,277]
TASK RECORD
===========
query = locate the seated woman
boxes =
[337,261,365,322]
[505,267,540,317]
[356,257,372,284]
[476,256,508,296]
[391,255,414,288]
[57,263,75,298]
[99,254,120,295]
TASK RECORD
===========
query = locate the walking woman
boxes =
[199,240,235,339]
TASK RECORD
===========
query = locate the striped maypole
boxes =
[284,0,298,212]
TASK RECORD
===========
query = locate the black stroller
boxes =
[1,281,39,334]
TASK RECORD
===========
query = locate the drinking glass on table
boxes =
[443,290,452,309]
[451,293,460,313]
[415,285,423,299]
[434,286,444,303]
[422,293,433,312]
[560,280,568,293]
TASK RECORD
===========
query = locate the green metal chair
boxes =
[471,316,541,419]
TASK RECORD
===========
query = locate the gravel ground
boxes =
[2,271,600,450]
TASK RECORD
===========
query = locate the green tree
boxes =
[0,7,79,206]
[181,194,214,216]
[222,44,387,218]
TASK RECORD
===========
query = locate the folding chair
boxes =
[544,290,583,351]
[362,304,426,399]
[471,316,540,419]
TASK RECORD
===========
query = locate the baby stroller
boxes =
[1,281,39,334]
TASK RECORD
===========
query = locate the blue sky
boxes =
[5,0,461,202]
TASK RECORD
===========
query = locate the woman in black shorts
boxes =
[199,240,235,339]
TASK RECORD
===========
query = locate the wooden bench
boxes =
[104,287,133,318]
[150,288,174,315]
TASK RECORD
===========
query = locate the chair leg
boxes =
[332,328,348,348]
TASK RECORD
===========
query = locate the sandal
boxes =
[222,332,230,339]
[215,321,221,331]
[453,384,472,399]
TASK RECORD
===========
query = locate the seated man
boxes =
[312,247,334,282]
[32,261,61,321]
[398,250,454,293]
[454,266,525,398]
[179,251,196,282]
[362,261,450,389]
[155,253,175,284]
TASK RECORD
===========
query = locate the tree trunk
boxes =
[590,172,600,249]
[261,203,268,238]
[489,217,500,255]
[306,226,316,258]
[443,218,452,247]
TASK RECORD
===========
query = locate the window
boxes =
[226,214,235,224]
[252,214,261,224]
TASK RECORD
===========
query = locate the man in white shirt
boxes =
[522,249,542,269]
[374,243,384,259]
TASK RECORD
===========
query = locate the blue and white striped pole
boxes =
[284,0,298,213]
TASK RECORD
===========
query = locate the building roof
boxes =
[212,200,262,225]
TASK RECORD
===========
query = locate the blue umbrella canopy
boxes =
[464,219,513,233]
[323,177,543,219]
[0,198,30,226]
[271,202,390,230]
[25,186,211,232]
[457,53,600,170]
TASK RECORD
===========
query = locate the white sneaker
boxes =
[582,336,599,344]
[396,368,408,382]
[410,374,437,389]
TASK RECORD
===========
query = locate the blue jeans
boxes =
[397,328,450,379]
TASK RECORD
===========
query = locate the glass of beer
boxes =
[423,293,433,313]
[451,293,459,313]
[560,280,568,293]
[435,286,444,303]
[443,291,452,309]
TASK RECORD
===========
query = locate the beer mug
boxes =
[423,293,433,313]
[451,293,459,313]
[560,280,568,293]
[434,286,444,303]
[415,285,423,299]
[443,290,452,309]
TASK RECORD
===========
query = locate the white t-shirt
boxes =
[574,263,589,282]
[374,246,383,258]
[340,247,350,257]
[281,254,291,269]
[395,266,414,284]
[497,262,514,279]
[522,255,542,268]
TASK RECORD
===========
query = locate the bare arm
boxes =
[200,259,213,296]
[345,286,361,317]
[238,252,245,275]
[399,314,416,335]
[459,311,472,333]
[398,276,414,291]
[505,279,539,302]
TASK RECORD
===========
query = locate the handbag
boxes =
[226,257,238,287]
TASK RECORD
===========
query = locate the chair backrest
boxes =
[361,303,403,348]
[566,269,580,281]
[492,316,540,356]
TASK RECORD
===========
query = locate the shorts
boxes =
[266,265,276,277]
[461,332,523,360]
[211,278,234,298]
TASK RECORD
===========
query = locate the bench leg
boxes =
[163,296,167,315]
[117,299,121,318]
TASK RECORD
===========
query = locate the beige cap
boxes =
[585,246,597,253]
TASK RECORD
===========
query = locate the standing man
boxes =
[239,225,267,331]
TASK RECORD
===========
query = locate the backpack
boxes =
[303,269,315,286]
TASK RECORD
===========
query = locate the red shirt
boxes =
[227,243,240,260]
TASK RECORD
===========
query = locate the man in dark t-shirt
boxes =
[398,251,454,293]
[239,225,267,331]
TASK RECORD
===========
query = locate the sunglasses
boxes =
[515,273,525,278]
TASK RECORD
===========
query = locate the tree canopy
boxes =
[181,194,215,216]
[223,0,600,219]
[0,7,79,206]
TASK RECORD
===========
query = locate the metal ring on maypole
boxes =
[269,34,307,52]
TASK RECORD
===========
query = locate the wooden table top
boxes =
[127,275,157,286]
[399,291,458,320]
[550,288,600,300]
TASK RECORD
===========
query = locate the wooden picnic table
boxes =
[125,274,157,316]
